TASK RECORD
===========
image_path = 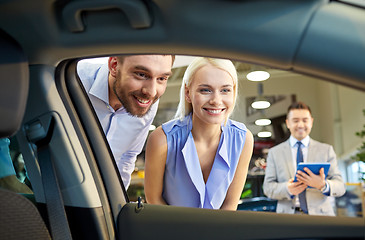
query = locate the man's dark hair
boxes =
[287,101,312,118]
[116,54,176,65]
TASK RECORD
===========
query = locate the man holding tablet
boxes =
[263,101,346,216]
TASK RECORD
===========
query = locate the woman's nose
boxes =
[209,92,222,105]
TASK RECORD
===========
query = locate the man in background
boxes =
[263,101,345,216]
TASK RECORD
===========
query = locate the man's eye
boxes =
[135,72,148,79]
[158,76,169,81]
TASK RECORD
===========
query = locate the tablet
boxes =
[293,162,330,182]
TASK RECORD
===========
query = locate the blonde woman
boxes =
[144,57,253,210]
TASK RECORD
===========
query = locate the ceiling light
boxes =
[258,127,272,138]
[258,131,272,138]
[251,83,270,109]
[246,70,270,81]
[255,118,271,126]
[251,98,271,109]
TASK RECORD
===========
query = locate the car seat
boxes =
[0,29,51,239]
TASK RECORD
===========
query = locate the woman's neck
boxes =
[190,114,222,144]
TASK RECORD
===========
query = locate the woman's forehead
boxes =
[192,65,234,86]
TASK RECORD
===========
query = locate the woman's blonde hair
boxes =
[174,57,238,123]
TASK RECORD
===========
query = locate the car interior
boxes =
[0,0,364,239]
[0,29,51,240]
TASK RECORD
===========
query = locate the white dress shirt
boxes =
[289,135,310,169]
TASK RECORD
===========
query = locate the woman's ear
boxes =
[185,86,191,103]
[108,57,118,78]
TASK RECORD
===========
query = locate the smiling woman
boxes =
[144,57,254,210]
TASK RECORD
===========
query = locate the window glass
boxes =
[79,55,365,217]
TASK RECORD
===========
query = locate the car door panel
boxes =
[118,203,364,240]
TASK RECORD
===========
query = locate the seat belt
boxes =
[26,116,73,240]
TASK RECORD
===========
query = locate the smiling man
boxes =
[77,55,174,189]
[263,101,345,216]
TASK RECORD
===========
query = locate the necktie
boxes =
[297,141,308,213]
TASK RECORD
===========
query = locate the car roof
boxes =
[0,0,364,91]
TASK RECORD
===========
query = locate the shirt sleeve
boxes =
[321,180,330,196]
[111,100,159,189]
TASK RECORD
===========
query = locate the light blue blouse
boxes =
[162,114,247,209]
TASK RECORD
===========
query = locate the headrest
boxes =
[0,29,29,137]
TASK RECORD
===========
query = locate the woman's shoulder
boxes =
[162,116,190,134]
[148,126,167,146]
[224,120,253,145]
[225,119,247,132]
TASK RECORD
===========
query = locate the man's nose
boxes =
[141,79,157,97]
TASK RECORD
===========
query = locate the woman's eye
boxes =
[200,89,211,93]
[221,88,231,93]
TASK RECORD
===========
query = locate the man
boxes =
[77,55,174,189]
[263,101,345,216]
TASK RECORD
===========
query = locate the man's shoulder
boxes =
[76,61,105,88]
[310,138,333,150]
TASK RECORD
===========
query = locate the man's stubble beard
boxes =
[112,74,154,118]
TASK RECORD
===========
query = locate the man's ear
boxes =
[285,118,289,128]
[108,57,118,78]
[185,86,191,103]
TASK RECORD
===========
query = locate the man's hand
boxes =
[287,178,307,195]
[296,167,326,190]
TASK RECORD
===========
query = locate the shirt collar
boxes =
[289,135,310,148]
[89,63,110,104]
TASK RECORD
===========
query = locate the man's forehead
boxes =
[288,109,312,118]
[123,55,172,72]
[124,55,172,64]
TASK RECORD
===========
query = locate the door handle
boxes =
[62,0,151,32]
